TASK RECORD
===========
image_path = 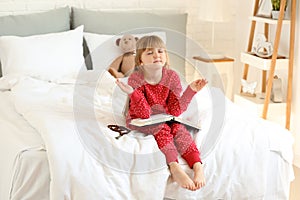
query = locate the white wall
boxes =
[0,0,299,166]
[0,0,235,57]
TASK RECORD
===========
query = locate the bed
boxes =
[0,7,295,200]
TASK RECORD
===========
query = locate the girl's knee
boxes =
[170,123,187,135]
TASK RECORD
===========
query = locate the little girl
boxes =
[116,35,207,191]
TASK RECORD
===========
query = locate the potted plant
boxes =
[271,0,288,19]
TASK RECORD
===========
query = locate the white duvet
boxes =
[0,91,46,200]
[3,70,294,200]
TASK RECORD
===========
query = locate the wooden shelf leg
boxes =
[240,0,260,93]
[262,70,267,93]
[262,0,286,119]
[285,0,296,130]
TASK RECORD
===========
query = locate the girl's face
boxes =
[140,48,167,68]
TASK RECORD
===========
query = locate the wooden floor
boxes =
[289,165,300,200]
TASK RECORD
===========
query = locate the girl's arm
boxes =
[167,85,196,116]
[116,77,151,119]
[167,78,208,116]
[166,72,196,116]
[128,87,151,119]
[127,74,152,119]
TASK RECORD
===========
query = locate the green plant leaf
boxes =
[271,0,287,11]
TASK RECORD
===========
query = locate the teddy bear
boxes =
[108,34,138,78]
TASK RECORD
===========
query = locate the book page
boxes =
[173,116,201,130]
[130,114,173,126]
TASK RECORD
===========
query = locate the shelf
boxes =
[250,16,290,25]
[240,52,289,70]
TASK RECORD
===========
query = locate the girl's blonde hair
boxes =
[135,35,170,68]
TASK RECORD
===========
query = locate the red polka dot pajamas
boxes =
[126,67,202,168]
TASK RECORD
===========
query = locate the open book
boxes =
[130,113,201,130]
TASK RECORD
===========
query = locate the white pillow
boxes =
[83,32,114,53]
[0,26,86,82]
[84,31,167,71]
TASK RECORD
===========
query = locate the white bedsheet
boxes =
[3,71,294,200]
[0,91,46,200]
[10,150,50,200]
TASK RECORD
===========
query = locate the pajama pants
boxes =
[128,122,201,168]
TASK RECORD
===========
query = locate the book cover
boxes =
[130,113,201,130]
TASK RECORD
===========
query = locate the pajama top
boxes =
[126,67,196,125]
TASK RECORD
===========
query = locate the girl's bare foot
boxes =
[193,162,206,190]
[169,162,196,191]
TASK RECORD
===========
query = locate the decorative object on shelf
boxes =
[241,79,257,97]
[198,0,231,59]
[252,33,273,58]
[271,75,283,103]
[256,0,272,17]
[271,0,288,19]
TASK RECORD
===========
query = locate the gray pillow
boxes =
[71,8,187,76]
[0,7,70,77]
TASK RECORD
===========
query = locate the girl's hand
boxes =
[116,79,134,94]
[190,79,208,92]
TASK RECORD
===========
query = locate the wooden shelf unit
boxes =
[240,0,296,129]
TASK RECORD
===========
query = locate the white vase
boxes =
[271,10,286,19]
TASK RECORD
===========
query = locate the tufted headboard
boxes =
[0,7,188,78]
